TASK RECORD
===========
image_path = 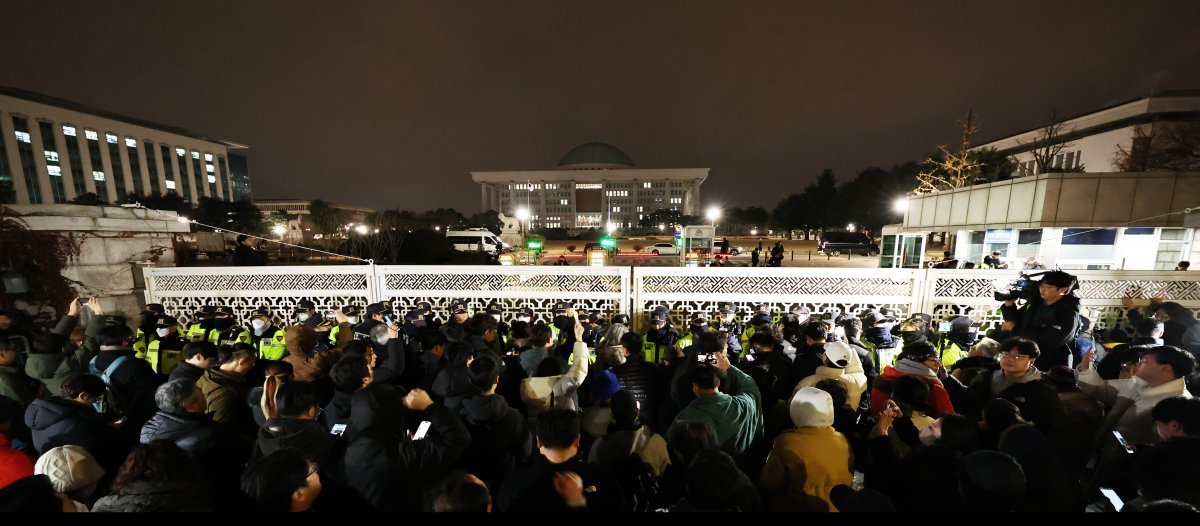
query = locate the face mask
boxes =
[215,318,234,330]
[517,316,530,323]
[156,328,171,338]
[492,314,501,323]
[918,422,940,447]
[297,313,310,323]
[347,316,360,325]
[902,332,926,345]
[554,316,573,330]
[252,319,268,331]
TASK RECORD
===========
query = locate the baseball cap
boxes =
[340,304,362,317]
[822,341,852,369]
[403,309,424,321]
[144,303,165,314]
[517,307,534,318]
[863,311,895,326]
[295,300,316,312]
[449,301,469,314]
[717,302,734,314]
[611,314,630,325]
[213,306,235,317]
[486,302,503,315]
[364,302,392,317]
[153,315,178,328]
[690,314,709,326]
[553,301,572,313]
[416,301,433,314]
[250,308,272,319]
[650,306,670,323]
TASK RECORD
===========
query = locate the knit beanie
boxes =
[34,445,105,494]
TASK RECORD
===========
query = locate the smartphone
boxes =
[413,421,432,440]
[383,315,394,326]
[330,423,347,437]
[696,354,708,363]
[938,321,953,332]
[1099,487,1124,512]
[1112,430,1135,454]
[78,297,90,306]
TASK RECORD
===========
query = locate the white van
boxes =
[446,229,507,254]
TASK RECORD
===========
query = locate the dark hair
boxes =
[0,337,16,353]
[330,357,371,393]
[685,449,739,511]
[530,324,555,348]
[111,441,194,493]
[60,373,107,399]
[939,414,979,453]
[341,340,368,359]
[535,408,580,449]
[804,322,828,342]
[445,342,473,367]
[0,475,65,512]
[1144,345,1197,378]
[620,332,643,356]
[263,360,293,380]
[999,337,1041,359]
[420,329,449,351]
[217,343,255,365]
[1152,397,1200,436]
[748,332,776,350]
[666,421,717,464]
[429,471,490,512]
[184,341,219,361]
[1156,302,1198,325]
[840,316,863,338]
[535,356,566,378]
[890,375,931,413]
[1039,270,1077,292]
[983,398,1026,432]
[97,324,134,347]
[275,381,323,419]
[1179,261,1192,270]
[29,334,65,355]
[468,313,498,337]
[0,395,21,425]
[688,363,721,391]
[236,234,250,244]
[467,353,501,392]
[610,390,638,425]
[1133,438,1200,502]
[899,341,937,362]
[1136,318,1166,338]
[240,450,313,512]
[814,378,848,409]
[696,331,728,354]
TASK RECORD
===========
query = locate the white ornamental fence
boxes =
[144,265,1200,332]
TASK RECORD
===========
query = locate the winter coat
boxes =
[90,346,162,427]
[194,368,250,428]
[24,314,94,399]
[497,455,621,513]
[672,365,762,457]
[611,359,660,424]
[1078,366,1192,445]
[794,349,869,409]
[0,365,35,408]
[166,361,205,385]
[1001,294,1082,370]
[761,426,853,512]
[587,423,670,478]
[457,393,533,489]
[91,480,208,512]
[283,322,351,382]
[140,410,247,461]
[256,418,340,469]
[742,350,795,404]
[520,342,588,420]
[23,397,114,458]
[967,367,1064,436]
[321,390,353,431]
[870,360,955,417]
[432,364,476,410]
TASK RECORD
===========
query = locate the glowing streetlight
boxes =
[893,198,909,213]
[272,225,286,235]
[515,208,530,222]
[706,207,720,225]
[750,228,758,236]
[354,224,368,235]
[846,223,855,232]
[606,222,616,235]
[658,224,665,232]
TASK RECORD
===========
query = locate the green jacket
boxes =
[24,314,99,399]
[673,365,763,457]
[0,364,35,407]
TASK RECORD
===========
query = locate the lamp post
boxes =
[515,207,530,237]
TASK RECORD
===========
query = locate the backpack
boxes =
[88,355,129,415]
[606,453,660,513]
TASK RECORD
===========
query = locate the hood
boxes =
[520,347,549,376]
[603,425,655,457]
[990,366,1042,395]
[894,358,935,377]
[789,387,835,428]
[258,418,331,453]
[25,397,87,432]
[460,394,511,424]
[285,326,316,356]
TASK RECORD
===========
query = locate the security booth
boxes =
[879,224,927,268]
[681,225,716,267]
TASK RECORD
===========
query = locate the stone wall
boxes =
[6,204,190,319]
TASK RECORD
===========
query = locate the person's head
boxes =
[1153,396,1200,442]
[429,471,491,512]
[97,324,134,348]
[688,363,721,398]
[154,379,206,414]
[959,451,1026,511]
[619,332,642,359]
[34,445,105,503]
[839,316,863,340]
[609,390,639,426]
[0,311,11,331]
[1137,346,1197,386]
[341,341,376,371]
[696,331,728,355]
[899,341,939,371]
[684,449,740,511]
[530,324,555,349]
[997,337,1039,375]
[982,398,1028,432]
[814,378,849,410]
[183,341,219,368]
[0,339,19,366]
[970,337,1001,359]
[236,234,253,247]
[1133,438,1200,504]
[748,332,776,354]
[535,408,581,455]
[1037,271,1077,304]
[804,321,828,345]
[467,353,501,395]
[534,356,566,378]
[666,420,717,465]
[0,395,18,435]
[29,334,66,355]
[890,375,932,414]
[935,414,979,453]
[59,374,106,406]
[451,303,470,325]
[330,356,373,394]
[445,341,473,367]
[240,450,321,512]
[263,360,294,383]
[275,381,323,420]
[421,329,449,357]
[250,309,272,332]
[110,441,194,494]
[468,313,499,342]
[217,343,257,376]
[601,322,628,349]
[1178,261,1191,271]
[1154,302,1197,324]
[1136,318,1166,340]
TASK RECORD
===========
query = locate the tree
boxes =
[69,193,107,206]
[1114,118,1200,172]
[465,210,502,234]
[191,197,266,235]
[638,208,686,229]
[916,111,984,193]
[139,192,193,217]
[309,199,350,238]
[975,147,1018,183]
[418,208,467,231]
[1017,109,1076,175]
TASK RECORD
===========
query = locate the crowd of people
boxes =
[1,269,1200,512]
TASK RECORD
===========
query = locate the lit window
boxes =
[613,207,621,212]
[93,171,105,181]
[14,131,30,143]
[208,175,216,183]
[44,151,59,162]
[47,166,62,176]
[62,125,77,136]
[206,164,215,173]
[106,134,118,143]
[165,180,176,190]
[176,148,186,156]
[125,137,137,148]
[191,151,200,159]
[204,153,213,161]
[576,183,603,189]
[85,130,98,140]
[560,199,568,205]
[643,182,651,188]
[637,206,644,212]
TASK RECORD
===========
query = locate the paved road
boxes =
[531,236,885,267]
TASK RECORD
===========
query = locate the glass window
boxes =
[165,179,176,190]
[85,131,109,202]
[1160,228,1187,241]
[1062,228,1116,245]
[93,171,105,181]
[160,145,178,198]
[105,133,118,144]
[204,153,213,161]
[0,124,16,204]
[1016,229,1042,258]
[62,125,76,136]
[11,117,41,203]
[40,121,68,202]
[144,141,160,196]
[84,129,98,141]
[124,137,137,148]
[191,152,207,197]
[125,139,144,196]
[108,137,127,198]
[1124,228,1155,235]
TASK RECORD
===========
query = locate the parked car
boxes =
[447,229,507,254]
[643,242,679,256]
[818,231,880,256]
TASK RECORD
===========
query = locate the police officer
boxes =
[293,300,322,329]
[935,315,977,370]
[740,312,776,360]
[416,301,441,331]
[212,306,251,346]
[509,306,534,341]
[356,301,393,343]
[550,301,575,351]
[582,311,605,349]
[676,314,711,356]
[185,305,218,343]
[250,308,288,360]
[141,315,188,375]
[327,304,362,348]
[441,300,471,342]
[712,302,744,353]
[132,303,167,355]
[484,302,508,353]
[642,306,681,364]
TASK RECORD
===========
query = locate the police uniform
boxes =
[641,306,681,364]
[712,302,744,354]
[508,306,536,343]
[355,301,394,352]
[293,300,323,330]
[416,301,442,331]
[210,306,250,347]
[328,304,362,347]
[249,308,288,360]
[139,315,188,375]
[132,303,167,356]
[549,301,573,350]
[740,313,775,360]
[440,300,470,341]
[676,314,712,355]
[185,305,218,343]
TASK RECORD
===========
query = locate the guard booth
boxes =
[879,224,927,268]
[681,225,716,267]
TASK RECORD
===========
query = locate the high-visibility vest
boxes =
[937,340,968,370]
[185,323,215,343]
[145,339,186,375]
[641,333,676,364]
[213,328,251,347]
[256,328,288,360]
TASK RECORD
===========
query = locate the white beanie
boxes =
[789,387,835,428]
[34,445,105,493]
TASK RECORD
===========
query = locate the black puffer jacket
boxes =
[24,397,114,458]
[611,360,659,425]
[140,410,244,459]
[255,418,340,469]
[457,393,532,489]
[89,348,162,428]
[92,480,209,512]
[1001,295,1082,370]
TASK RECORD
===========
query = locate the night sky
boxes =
[7,1,1200,212]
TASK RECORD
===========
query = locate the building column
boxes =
[51,124,78,200]
[135,141,152,198]
[183,151,200,202]
[97,135,118,201]
[210,154,224,200]
[153,145,168,196]
[116,139,135,200]
[0,111,32,204]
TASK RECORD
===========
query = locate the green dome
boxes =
[556,143,635,169]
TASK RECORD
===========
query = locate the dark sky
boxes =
[7,1,1200,212]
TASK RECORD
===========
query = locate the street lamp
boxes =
[846,223,855,232]
[515,207,530,236]
[272,225,286,236]
[893,198,909,213]
[355,224,368,235]
[706,207,720,226]
[606,222,616,235]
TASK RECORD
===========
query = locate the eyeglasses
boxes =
[999,352,1031,360]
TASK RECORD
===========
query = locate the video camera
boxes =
[993,271,1049,302]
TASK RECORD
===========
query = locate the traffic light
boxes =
[600,236,616,250]
[527,239,542,250]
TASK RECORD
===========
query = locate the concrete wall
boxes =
[6,204,189,319]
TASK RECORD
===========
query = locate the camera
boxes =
[993,271,1048,302]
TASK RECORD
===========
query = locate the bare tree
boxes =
[915,111,983,193]
[1113,118,1200,172]
[1018,110,1076,174]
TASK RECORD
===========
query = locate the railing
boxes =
[144,265,1200,331]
